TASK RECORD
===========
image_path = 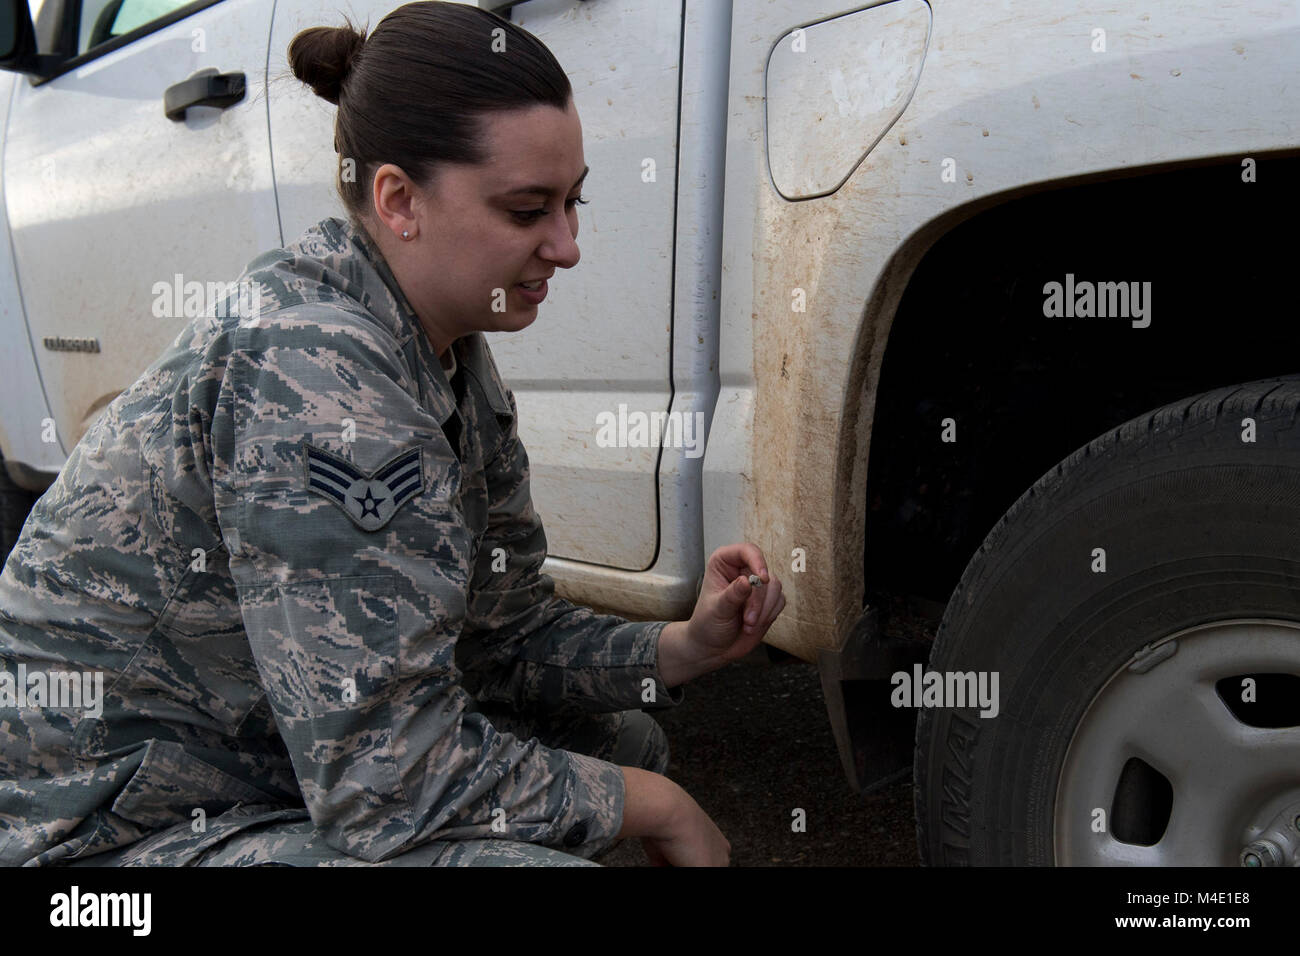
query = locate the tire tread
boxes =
[915,376,1300,865]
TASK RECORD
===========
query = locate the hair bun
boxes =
[288,23,366,106]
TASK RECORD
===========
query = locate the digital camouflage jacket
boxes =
[0,216,681,866]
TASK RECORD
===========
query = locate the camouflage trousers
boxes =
[66,707,669,867]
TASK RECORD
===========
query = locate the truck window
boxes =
[79,0,199,53]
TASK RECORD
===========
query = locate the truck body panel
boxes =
[711,0,1299,661]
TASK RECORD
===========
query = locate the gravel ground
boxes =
[599,647,919,867]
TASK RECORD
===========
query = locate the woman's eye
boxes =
[512,196,589,223]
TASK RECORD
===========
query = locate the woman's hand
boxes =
[639,792,731,867]
[658,543,786,685]
[620,767,731,866]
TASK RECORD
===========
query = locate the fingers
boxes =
[770,590,787,628]
[743,573,783,630]
[711,542,769,583]
[719,572,751,612]
[711,542,772,613]
[742,577,762,624]
[708,542,787,632]
[760,576,783,625]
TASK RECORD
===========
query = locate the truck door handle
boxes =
[164,69,246,121]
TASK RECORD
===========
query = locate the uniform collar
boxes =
[284,217,516,429]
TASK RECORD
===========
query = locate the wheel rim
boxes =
[1054,619,1300,865]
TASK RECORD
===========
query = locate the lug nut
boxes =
[1240,840,1283,867]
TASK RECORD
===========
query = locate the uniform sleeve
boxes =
[208,313,624,863]
[456,388,685,717]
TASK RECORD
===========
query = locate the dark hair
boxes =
[288,2,573,227]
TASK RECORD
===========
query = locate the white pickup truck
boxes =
[2,0,1298,866]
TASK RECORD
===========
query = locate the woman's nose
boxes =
[539,215,580,269]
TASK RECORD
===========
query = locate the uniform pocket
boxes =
[241,574,398,719]
[109,738,285,830]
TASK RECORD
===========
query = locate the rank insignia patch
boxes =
[303,442,425,532]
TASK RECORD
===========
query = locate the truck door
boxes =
[269,0,683,572]
[4,0,280,453]
[495,0,681,572]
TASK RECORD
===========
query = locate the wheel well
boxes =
[863,154,1298,616]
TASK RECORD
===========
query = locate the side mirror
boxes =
[0,0,60,77]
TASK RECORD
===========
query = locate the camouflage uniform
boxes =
[0,217,681,866]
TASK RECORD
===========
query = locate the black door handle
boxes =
[164,69,246,121]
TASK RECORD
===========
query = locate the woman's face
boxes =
[370,98,588,357]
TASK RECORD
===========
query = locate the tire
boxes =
[0,456,37,569]
[915,378,1300,866]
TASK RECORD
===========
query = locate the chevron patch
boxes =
[303,442,425,532]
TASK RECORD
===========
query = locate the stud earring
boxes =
[402,230,410,239]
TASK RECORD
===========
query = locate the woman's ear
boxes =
[371,163,420,241]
